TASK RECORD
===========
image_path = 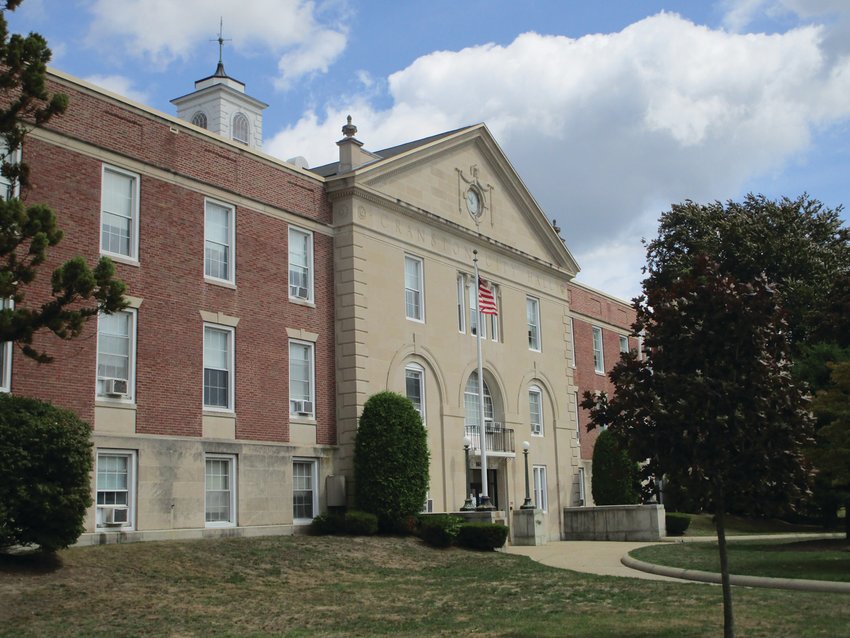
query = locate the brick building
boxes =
[2,64,638,542]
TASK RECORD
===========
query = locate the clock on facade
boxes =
[466,187,482,217]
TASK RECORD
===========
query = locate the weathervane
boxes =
[210,17,232,66]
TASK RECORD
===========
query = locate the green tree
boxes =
[0,0,126,363]
[354,392,429,531]
[590,429,639,505]
[810,362,850,539]
[0,394,93,551]
[583,254,814,638]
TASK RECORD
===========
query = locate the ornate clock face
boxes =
[466,188,481,216]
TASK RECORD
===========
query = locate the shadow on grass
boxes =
[0,550,63,574]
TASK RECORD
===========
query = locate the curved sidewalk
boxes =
[505,534,849,593]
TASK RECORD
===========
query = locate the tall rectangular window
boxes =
[289,340,315,417]
[204,199,235,283]
[527,297,540,351]
[293,459,318,523]
[578,466,586,506]
[529,386,543,436]
[96,450,136,529]
[592,326,604,373]
[205,454,236,526]
[101,165,139,260]
[97,310,136,400]
[456,275,466,333]
[574,391,581,438]
[468,277,487,339]
[619,334,629,354]
[405,364,426,424]
[533,465,548,511]
[0,143,19,200]
[0,298,12,393]
[569,317,576,367]
[204,325,234,410]
[289,227,313,302]
[404,255,424,321]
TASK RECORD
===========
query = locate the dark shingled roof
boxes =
[309,125,475,177]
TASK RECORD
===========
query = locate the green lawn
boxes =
[631,538,850,582]
[677,513,837,537]
[2,535,849,637]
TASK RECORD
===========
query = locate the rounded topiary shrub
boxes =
[665,512,692,536]
[354,391,429,531]
[456,522,509,551]
[418,514,463,548]
[310,513,343,535]
[0,394,93,552]
[591,429,640,506]
[344,510,379,536]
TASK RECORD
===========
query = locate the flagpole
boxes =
[473,250,494,510]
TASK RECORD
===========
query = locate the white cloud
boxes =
[82,74,150,104]
[268,12,850,297]
[85,0,348,88]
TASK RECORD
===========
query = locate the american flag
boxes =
[478,277,498,315]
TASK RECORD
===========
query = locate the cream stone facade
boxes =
[322,123,581,540]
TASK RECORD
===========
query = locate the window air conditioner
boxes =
[292,400,313,416]
[103,507,129,526]
[104,378,129,397]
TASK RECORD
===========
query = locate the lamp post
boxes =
[520,440,534,509]
[461,435,475,510]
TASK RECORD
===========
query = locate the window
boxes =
[456,275,466,333]
[205,199,235,283]
[405,364,425,424]
[96,310,136,401]
[457,274,499,341]
[288,227,313,302]
[529,386,543,436]
[574,391,580,438]
[569,317,576,367]
[0,298,12,392]
[619,334,629,354]
[100,165,139,260]
[204,325,234,411]
[96,450,136,529]
[205,454,236,527]
[404,255,424,321]
[0,143,19,200]
[232,113,250,144]
[293,459,318,523]
[464,371,494,429]
[533,465,548,511]
[191,111,207,129]
[289,340,315,417]
[577,466,587,506]
[592,326,604,373]
[527,297,540,350]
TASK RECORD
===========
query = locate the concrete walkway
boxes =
[504,533,849,592]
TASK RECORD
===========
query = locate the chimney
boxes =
[337,115,366,173]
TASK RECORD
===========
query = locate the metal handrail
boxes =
[464,423,515,453]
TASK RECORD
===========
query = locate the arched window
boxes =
[191,111,207,129]
[232,113,249,144]
[405,363,426,424]
[529,385,543,436]
[464,372,494,429]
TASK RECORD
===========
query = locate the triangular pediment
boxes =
[345,125,579,275]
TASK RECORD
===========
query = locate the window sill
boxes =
[532,432,544,438]
[95,399,137,410]
[290,415,316,425]
[289,297,316,308]
[102,253,140,268]
[203,409,235,416]
[204,277,237,290]
[205,522,237,529]
[406,316,425,324]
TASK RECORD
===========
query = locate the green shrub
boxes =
[344,510,378,536]
[456,523,509,550]
[665,512,692,536]
[392,514,420,536]
[310,513,343,535]
[591,429,640,505]
[354,392,430,531]
[0,394,93,552]
[418,514,463,548]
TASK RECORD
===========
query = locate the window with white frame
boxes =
[577,466,587,506]
[205,454,237,526]
[0,298,12,393]
[456,274,499,341]
[404,255,424,321]
[288,227,313,302]
[464,371,494,430]
[619,334,629,354]
[204,199,235,283]
[569,317,576,367]
[405,363,425,424]
[289,340,315,417]
[96,450,136,529]
[204,325,234,410]
[100,165,139,260]
[456,274,466,333]
[574,391,580,438]
[533,465,548,511]
[592,326,604,373]
[527,296,541,351]
[232,113,250,144]
[529,386,543,436]
[468,276,485,339]
[96,310,136,401]
[191,111,208,129]
[292,459,318,523]
[0,143,20,200]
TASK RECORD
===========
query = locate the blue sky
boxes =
[8,0,850,299]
